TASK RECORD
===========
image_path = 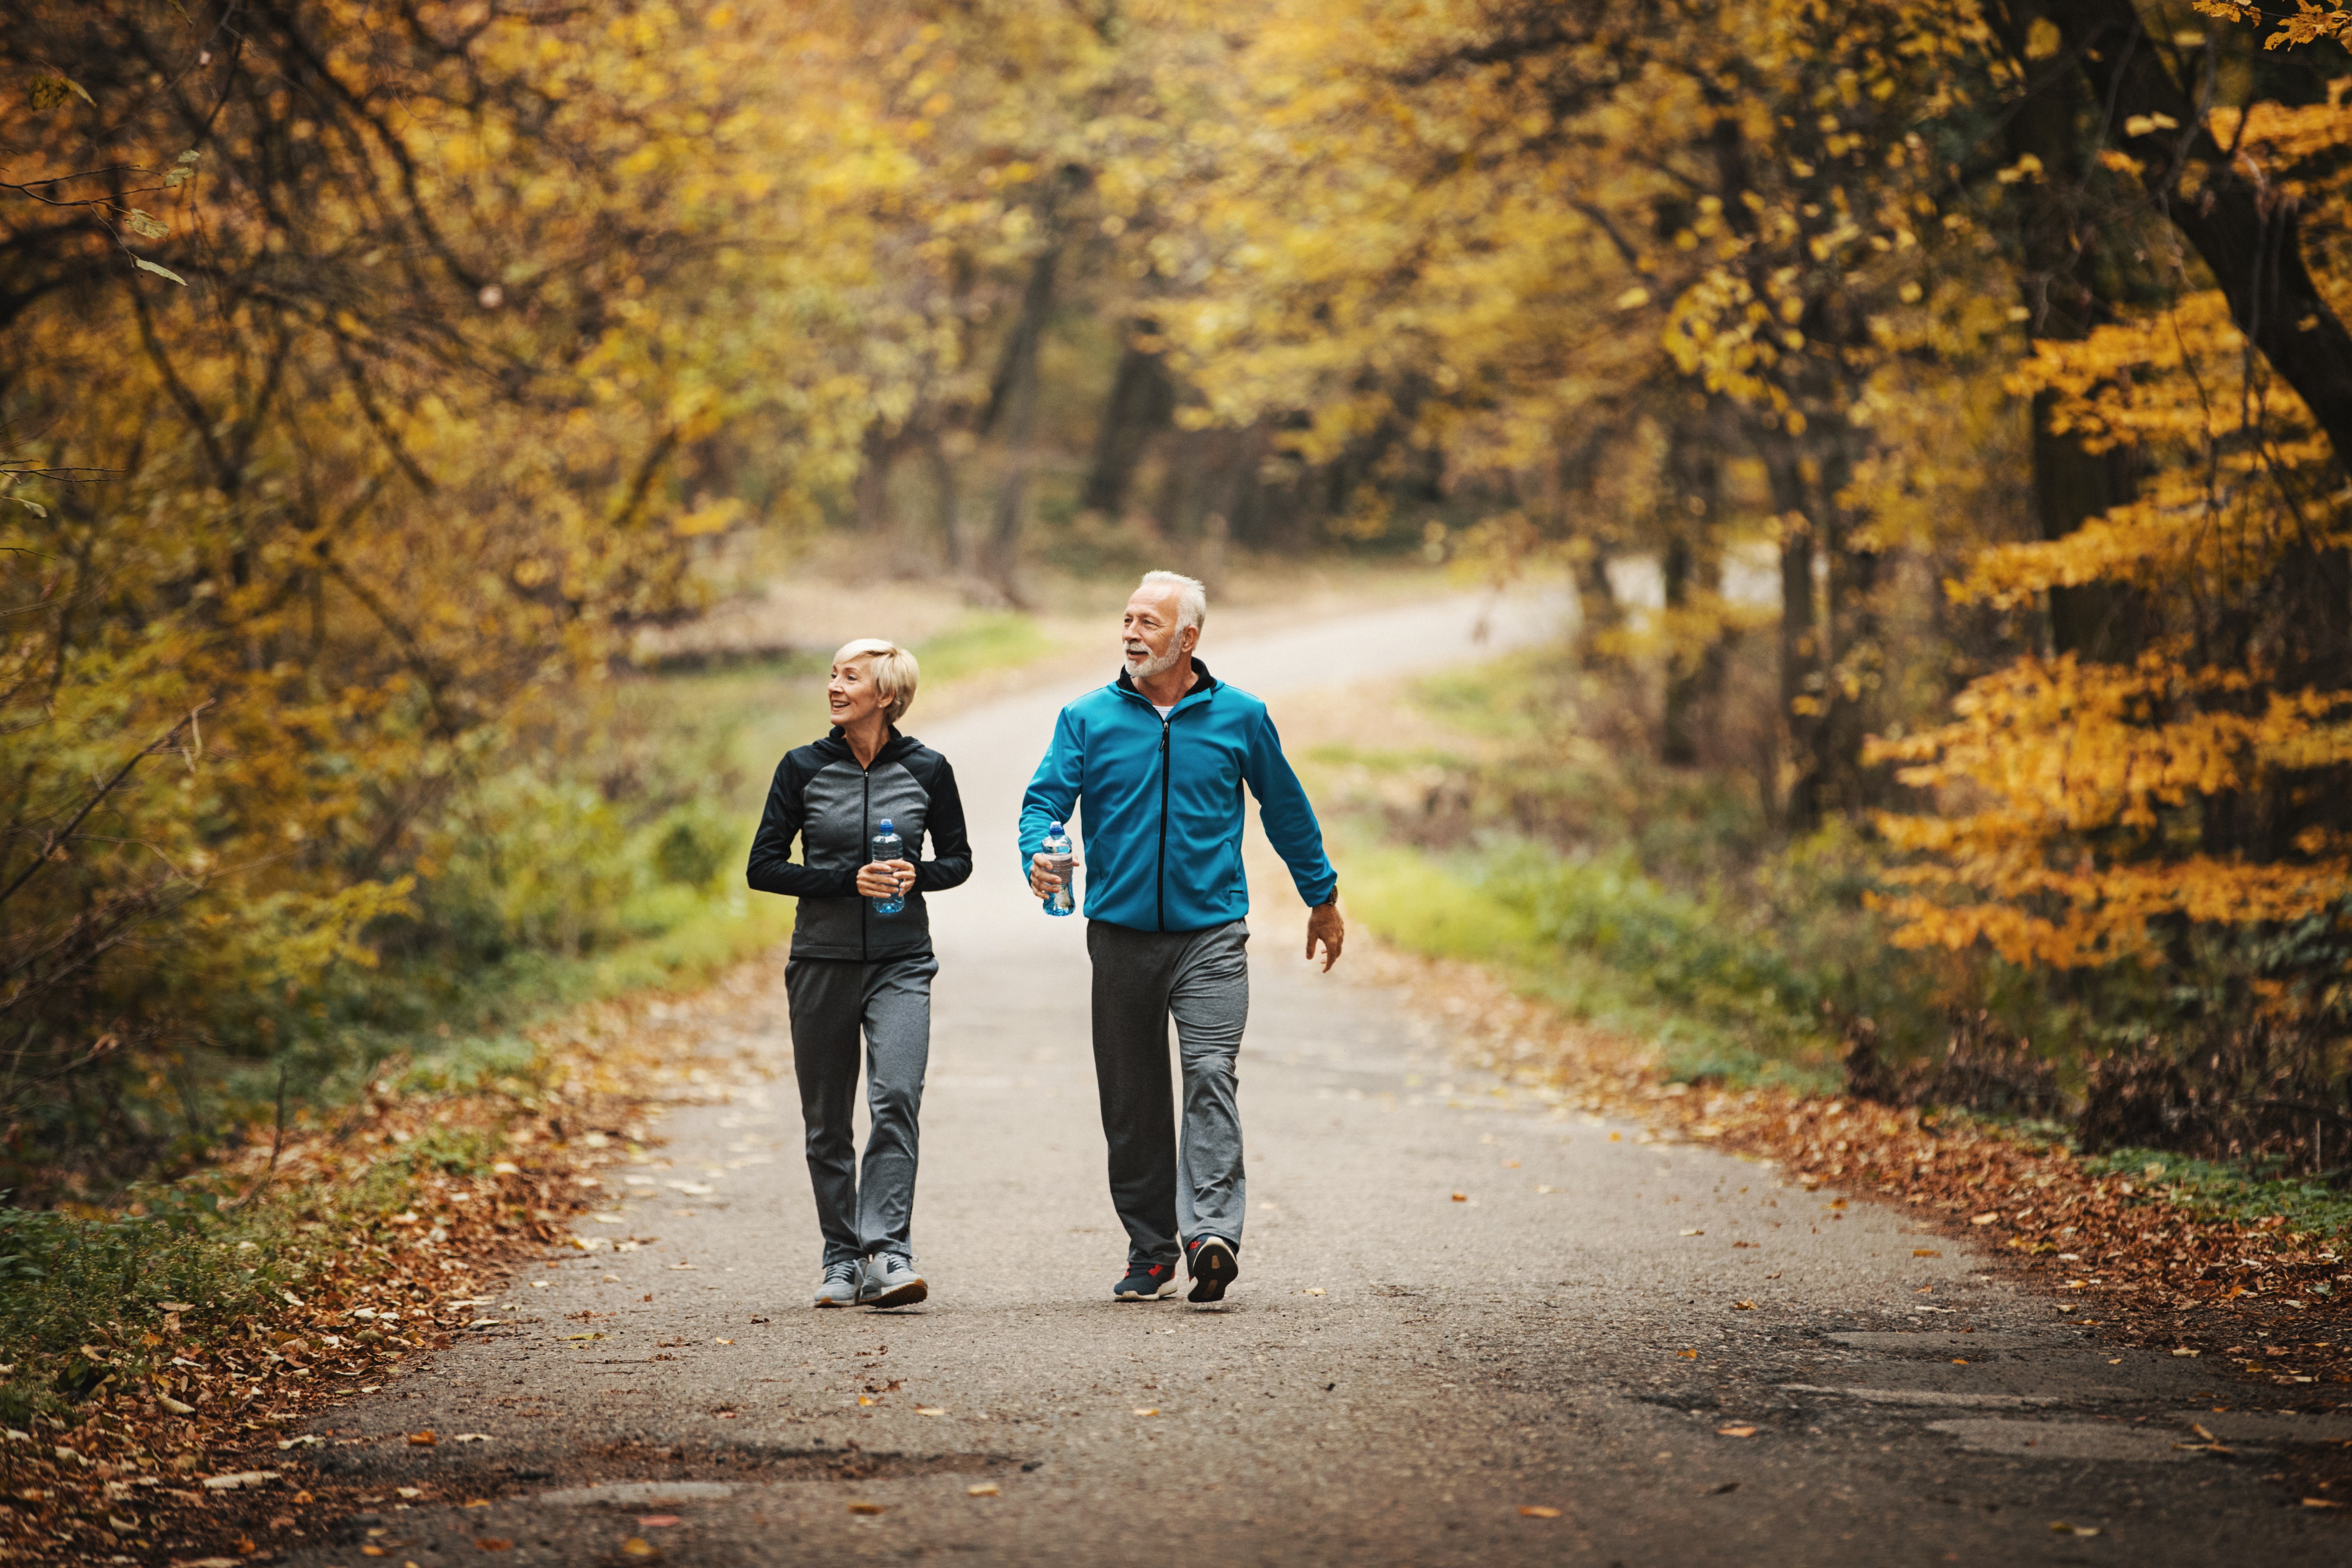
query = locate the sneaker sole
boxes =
[863,1278,928,1309]
[1114,1278,1181,1301]
[1186,1239,1238,1303]
[813,1296,855,1309]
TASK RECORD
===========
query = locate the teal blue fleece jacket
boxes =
[1018,659,1338,932]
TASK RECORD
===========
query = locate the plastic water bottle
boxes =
[1040,821,1075,916]
[870,819,905,917]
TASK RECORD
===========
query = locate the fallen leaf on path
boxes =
[2049,1522,2101,1536]
[158,1394,196,1414]
[1536,1185,1563,1194]
[1133,1407,1159,1416]
[475,1539,513,1552]
[1518,1505,1562,1519]
[1609,1132,1621,1142]
[1451,1192,1467,1202]
[1680,1228,1704,1237]
[1731,1300,1758,1310]
[915,1406,946,1416]
[564,1332,606,1341]
[589,1215,627,1225]
[967,1484,1000,1497]
[454,1433,494,1443]
[666,1183,715,1195]
[200,1470,280,1490]
[1970,1213,1997,1225]
[2172,1348,2200,1357]
[857,1395,875,1406]
[2304,1498,2346,1509]
[620,1538,658,1556]
[1677,1349,1698,1359]
[465,1498,492,1508]
[396,1488,423,1499]
[846,1501,887,1515]
[1716,1426,1756,1437]
[1912,1249,1941,1258]
[637,1515,681,1527]
[714,1338,735,1345]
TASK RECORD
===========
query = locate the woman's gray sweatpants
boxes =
[1087,919,1250,1268]
[787,953,936,1267]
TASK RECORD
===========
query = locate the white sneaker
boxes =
[859,1253,928,1308]
[812,1259,863,1308]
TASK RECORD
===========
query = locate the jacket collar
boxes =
[814,725,918,766]
[1115,656,1217,711]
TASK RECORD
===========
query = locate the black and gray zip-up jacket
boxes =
[745,728,971,961]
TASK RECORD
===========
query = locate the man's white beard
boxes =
[1125,643,1183,681]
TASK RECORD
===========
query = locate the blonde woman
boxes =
[747,639,971,1308]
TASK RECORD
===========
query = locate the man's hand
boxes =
[857,859,917,899]
[1305,901,1344,972]
[1029,850,1077,900]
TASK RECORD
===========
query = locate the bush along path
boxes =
[0,967,773,1567]
[1369,945,2352,1409]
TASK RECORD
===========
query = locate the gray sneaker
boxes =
[812,1259,863,1308]
[859,1253,928,1308]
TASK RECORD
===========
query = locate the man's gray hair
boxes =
[1139,570,1209,633]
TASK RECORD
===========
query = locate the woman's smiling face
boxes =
[828,655,885,729]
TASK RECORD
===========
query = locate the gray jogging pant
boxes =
[1087,919,1250,1268]
[787,953,935,1267]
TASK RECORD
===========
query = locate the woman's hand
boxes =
[857,860,917,899]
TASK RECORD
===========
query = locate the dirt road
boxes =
[296,593,2348,1565]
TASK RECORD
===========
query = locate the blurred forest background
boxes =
[3,0,2349,1202]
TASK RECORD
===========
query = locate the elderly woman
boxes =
[747,638,971,1308]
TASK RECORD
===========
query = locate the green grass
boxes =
[1333,826,1842,1092]
[2081,1147,2352,1246]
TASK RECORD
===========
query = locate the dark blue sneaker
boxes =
[1113,1259,1179,1301]
[1185,1235,1239,1303]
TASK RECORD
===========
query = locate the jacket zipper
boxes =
[861,765,872,962]
[1155,714,1173,931]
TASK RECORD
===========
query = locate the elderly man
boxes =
[1021,570,1344,1303]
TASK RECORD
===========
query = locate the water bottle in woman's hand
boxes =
[1040,821,1075,916]
[870,819,906,917]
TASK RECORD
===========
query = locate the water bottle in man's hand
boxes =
[870,819,906,917]
[1040,821,1075,916]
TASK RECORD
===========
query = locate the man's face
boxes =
[1122,586,1195,680]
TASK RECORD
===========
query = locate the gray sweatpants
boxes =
[787,953,936,1267]
[1087,919,1250,1268]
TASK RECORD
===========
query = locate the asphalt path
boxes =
[296,593,2350,1566]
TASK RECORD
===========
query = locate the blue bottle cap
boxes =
[878,819,894,832]
[1049,820,1063,833]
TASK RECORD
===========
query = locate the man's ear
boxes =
[1179,624,1200,655]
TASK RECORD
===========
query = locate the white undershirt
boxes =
[1153,704,1174,720]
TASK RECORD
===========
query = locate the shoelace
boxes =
[824,1261,860,1283]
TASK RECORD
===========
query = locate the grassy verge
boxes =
[1308,654,2350,1265]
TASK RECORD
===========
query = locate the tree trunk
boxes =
[1660,408,1727,768]
[980,242,1061,597]
[1761,432,1824,829]
[1082,338,1174,517]
[1994,0,2143,661]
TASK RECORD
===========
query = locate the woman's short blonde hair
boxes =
[833,638,920,726]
